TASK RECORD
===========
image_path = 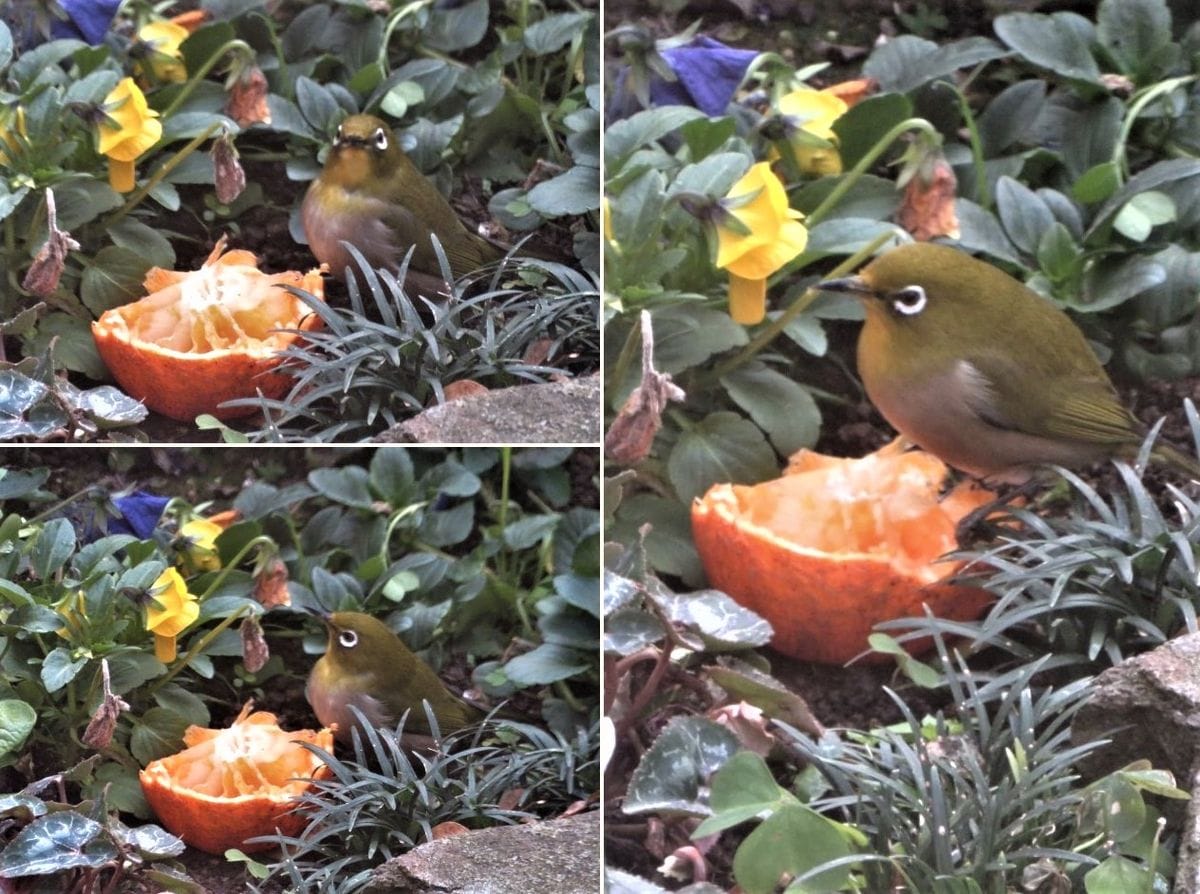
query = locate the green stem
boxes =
[552,679,585,712]
[497,446,512,581]
[195,535,277,600]
[940,82,989,209]
[379,0,436,73]
[603,313,643,405]
[26,484,101,525]
[805,117,941,229]
[104,121,224,227]
[158,40,254,120]
[704,232,893,384]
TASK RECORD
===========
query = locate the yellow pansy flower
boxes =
[97,78,162,193]
[178,518,223,573]
[146,567,199,663]
[714,162,808,325]
[773,88,848,177]
[136,20,189,84]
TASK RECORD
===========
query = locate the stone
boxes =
[363,810,599,894]
[374,375,600,445]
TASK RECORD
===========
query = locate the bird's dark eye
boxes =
[372,128,388,151]
[333,125,344,146]
[338,630,358,649]
[890,285,927,317]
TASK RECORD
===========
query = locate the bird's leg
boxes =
[953,477,1041,547]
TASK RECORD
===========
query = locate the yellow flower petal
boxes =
[109,158,135,193]
[728,275,767,325]
[778,89,847,141]
[154,633,178,663]
[147,567,199,641]
[137,21,189,84]
[98,78,162,162]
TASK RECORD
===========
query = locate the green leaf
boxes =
[667,152,750,202]
[40,648,87,694]
[1083,855,1153,893]
[667,412,778,505]
[1113,190,1176,242]
[996,176,1055,255]
[31,517,75,580]
[648,306,748,378]
[502,643,589,685]
[693,751,787,837]
[527,165,600,216]
[1133,246,1200,330]
[424,0,489,51]
[0,468,49,501]
[605,106,708,172]
[603,608,666,655]
[130,707,190,765]
[1089,159,1200,238]
[0,701,36,758]
[611,494,704,586]
[419,500,475,547]
[153,684,210,728]
[80,246,152,316]
[0,812,117,877]
[370,447,416,506]
[380,80,425,118]
[721,363,820,456]
[955,198,1020,264]
[976,80,1045,156]
[1096,0,1172,81]
[0,184,29,225]
[1073,162,1122,204]
[1036,222,1079,282]
[1079,255,1166,312]
[733,802,856,894]
[833,93,912,170]
[1058,96,1123,180]
[295,76,342,133]
[863,35,1008,94]
[655,589,772,650]
[523,11,593,55]
[608,168,666,251]
[308,466,374,509]
[118,822,185,859]
[107,219,175,270]
[680,116,737,162]
[624,716,740,815]
[993,11,1102,84]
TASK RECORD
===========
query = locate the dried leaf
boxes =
[605,310,685,465]
[240,615,269,673]
[897,154,960,242]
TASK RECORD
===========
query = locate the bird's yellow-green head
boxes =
[319,114,408,192]
[817,242,1041,382]
[316,610,409,678]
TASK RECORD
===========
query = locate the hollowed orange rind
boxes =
[691,444,995,665]
[92,236,326,422]
[139,704,333,855]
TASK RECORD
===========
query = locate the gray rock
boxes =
[374,376,600,445]
[363,811,600,894]
[1071,632,1200,788]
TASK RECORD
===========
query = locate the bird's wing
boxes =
[960,351,1137,446]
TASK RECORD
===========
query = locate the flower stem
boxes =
[158,40,254,120]
[104,121,224,227]
[805,117,941,228]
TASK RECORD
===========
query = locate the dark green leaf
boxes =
[996,176,1055,255]
[863,35,1008,94]
[503,643,589,685]
[130,707,190,765]
[722,363,820,456]
[527,165,600,216]
[977,80,1045,156]
[1096,0,1171,81]
[605,107,708,172]
[833,92,912,171]
[604,608,666,654]
[40,648,87,693]
[655,589,772,649]
[667,412,777,504]
[0,812,116,877]
[424,0,489,52]
[80,246,152,316]
[524,11,592,55]
[0,701,36,757]
[308,466,374,509]
[31,517,75,579]
[993,11,1101,84]
[733,802,856,894]
[624,716,740,815]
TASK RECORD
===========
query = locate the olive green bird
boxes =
[301,114,503,285]
[818,242,1200,483]
[305,610,482,744]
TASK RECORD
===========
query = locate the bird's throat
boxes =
[325,147,372,189]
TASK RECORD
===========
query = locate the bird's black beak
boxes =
[816,275,875,297]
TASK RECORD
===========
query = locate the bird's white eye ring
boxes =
[373,128,388,151]
[333,125,344,146]
[891,285,927,316]
[338,630,358,648]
